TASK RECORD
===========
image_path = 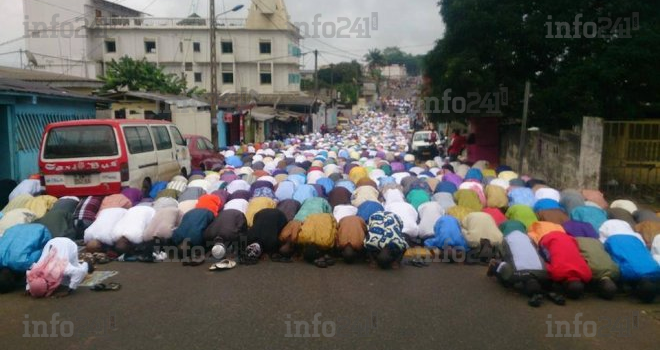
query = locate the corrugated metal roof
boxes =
[201,93,317,108]
[100,91,209,108]
[0,78,107,102]
[0,66,100,83]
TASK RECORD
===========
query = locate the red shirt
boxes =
[448,135,466,155]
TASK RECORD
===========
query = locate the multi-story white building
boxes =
[23,0,302,95]
[381,64,407,80]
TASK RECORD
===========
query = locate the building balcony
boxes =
[94,17,246,29]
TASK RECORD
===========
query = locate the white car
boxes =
[410,131,439,159]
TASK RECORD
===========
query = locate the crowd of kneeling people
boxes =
[0,150,659,306]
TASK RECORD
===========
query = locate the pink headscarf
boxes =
[27,247,68,298]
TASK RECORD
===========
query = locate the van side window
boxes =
[169,126,186,146]
[124,126,155,154]
[152,126,172,150]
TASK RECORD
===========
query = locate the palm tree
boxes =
[364,49,386,96]
[364,48,386,71]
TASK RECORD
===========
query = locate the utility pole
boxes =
[313,49,319,132]
[209,0,219,148]
[330,63,334,91]
[328,63,334,127]
[314,49,319,95]
[518,81,531,174]
[19,49,23,69]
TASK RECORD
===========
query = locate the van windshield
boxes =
[44,125,119,159]
[414,133,431,141]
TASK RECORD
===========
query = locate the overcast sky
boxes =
[0,0,445,69]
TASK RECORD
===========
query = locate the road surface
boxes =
[1,260,659,350]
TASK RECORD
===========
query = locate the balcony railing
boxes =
[94,17,246,29]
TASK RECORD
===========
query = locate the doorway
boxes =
[0,105,13,179]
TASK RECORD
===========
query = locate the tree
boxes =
[99,56,194,95]
[424,0,660,131]
[382,46,425,76]
[364,49,387,71]
[317,61,362,86]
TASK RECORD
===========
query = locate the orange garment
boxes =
[528,221,566,245]
[195,195,223,217]
[336,216,367,250]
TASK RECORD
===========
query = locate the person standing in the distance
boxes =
[448,129,467,161]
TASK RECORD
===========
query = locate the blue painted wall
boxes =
[0,93,97,181]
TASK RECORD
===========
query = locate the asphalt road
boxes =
[1,260,659,350]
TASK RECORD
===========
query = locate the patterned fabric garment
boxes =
[364,211,409,253]
[73,196,103,223]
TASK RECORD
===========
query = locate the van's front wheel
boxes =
[141,178,152,198]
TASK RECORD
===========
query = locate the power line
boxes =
[318,50,364,62]
[141,0,159,12]
[0,50,21,56]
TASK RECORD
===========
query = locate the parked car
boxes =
[39,119,191,197]
[184,135,225,171]
[410,130,439,160]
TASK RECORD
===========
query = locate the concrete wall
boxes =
[96,109,113,119]
[501,116,603,190]
[172,108,211,141]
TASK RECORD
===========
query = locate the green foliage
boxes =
[99,56,189,95]
[382,47,425,76]
[317,61,362,86]
[301,78,315,91]
[336,83,359,104]
[364,49,387,71]
[424,0,660,131]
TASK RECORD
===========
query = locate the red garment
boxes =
[539,232,592,283]
[482,207,507,226]
[195,195,223,217]
[448,135,466,156]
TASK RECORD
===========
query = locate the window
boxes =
[152,126,172,150]
[193,42,201,53]
[43,125,118,159]
[179,42,183,53]
[145,40,156,53]
[170,126,186,146]
[105,40,116,53]
[124,126,154,154]
[288,44,301,57]
[222,63,234,84]
[95,10,102,18]
[288,73,300,84]
[413,132,431,141]
[260,64,272,85]
[185,62,193,71]
[196,138,208,150]
[203,138,214,150]
[194,72,202,83]
[259,41,271,54]
[221,41,233,54]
